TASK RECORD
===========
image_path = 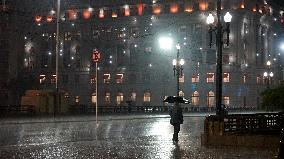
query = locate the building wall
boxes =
[7,0,284,108]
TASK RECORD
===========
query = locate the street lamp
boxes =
[263,71,273,88]
[171,43,184,142]
[206,0,232,116]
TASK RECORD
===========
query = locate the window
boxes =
[116,92,123,105]
[104,74,110,84]
[207,73,214,83]
[91,93,96,104]
[75,96,80,103]
[64,32,71,41]
[179,74,184,83]
[144,92,151,102]
[207,91,215,107]
[223,96,230,106]
[39,75,46,84]
[116,73,123,83]
[192,74,199,83]
[90,75,96,84]
[179,91,184,97]
[223,73,230,82]
[64,93,69,98]
[243,74,247,83]
[105,92,110,104]
[191,91,199,106]
[130,92,136,102]
[223,55,229,64]
[51,75,56,84]
[256,75,261,84]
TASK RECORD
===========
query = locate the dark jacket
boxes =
[169,107,183,125]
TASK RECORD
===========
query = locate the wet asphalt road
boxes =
[0,114,277,159]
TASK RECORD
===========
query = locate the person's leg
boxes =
[173,124,180,142]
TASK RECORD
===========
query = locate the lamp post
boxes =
[54,0,60,116]
[206,0,232,116]
[171,44,185,142]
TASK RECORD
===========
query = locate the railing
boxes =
[205,112,284,134]
[0,105,35,115]
[68,105,259,114]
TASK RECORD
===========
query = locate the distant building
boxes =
[2,0,284,108]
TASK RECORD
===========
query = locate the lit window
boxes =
[116,92,124,105]
[184,5,193,13]
[256,75,261,84]
[192,74,199,83]
[223,73,230,82]
[91,75,96,84]
[207,91,215,107]
[179,91,184,97]
[130,92,137,102]
[153,5,161,14]
[207,73,214,83]
[179,74,184,83]
[99,8,104,18]
[75,96,80,103]
[191,91,199,106]
[105,92,110,104]
[91,93,96,104]
[124,5,130,16]
[199,2,208,11]
[68,9,77,20]
[170,3,179,13]
[137,3,144,15]
[82,9,91,19]
[243,74,247,83]
[51,75,56,84]
[144,92,151,102]
[116,74,123,83]
[39,75,46,84]
[223,96,230,106]
[104,74,110,84]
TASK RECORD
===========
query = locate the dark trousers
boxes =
[173,124,180,141]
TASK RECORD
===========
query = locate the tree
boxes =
[260,84,284,111]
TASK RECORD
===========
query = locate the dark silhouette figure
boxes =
[169,106,183,142]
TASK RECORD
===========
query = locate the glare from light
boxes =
[88,7,94,12]
[176,44,180,50]
[266,60,271,66]
[224,12,232,23]
[264,72,268,77]
[281,43,284,51]
[206,13,214,24]
[269,72,274,77]
[159,37,173,50]
[172,59,177,66]
[180,59,185,65]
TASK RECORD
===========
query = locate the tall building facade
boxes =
[5,0,284,108]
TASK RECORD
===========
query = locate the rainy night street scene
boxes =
[1,0,284,158]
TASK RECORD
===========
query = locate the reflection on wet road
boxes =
[0,115,277,158]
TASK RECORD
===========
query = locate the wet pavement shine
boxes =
[0,115,277,159]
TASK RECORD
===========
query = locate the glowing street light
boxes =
[159,37,173,50]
